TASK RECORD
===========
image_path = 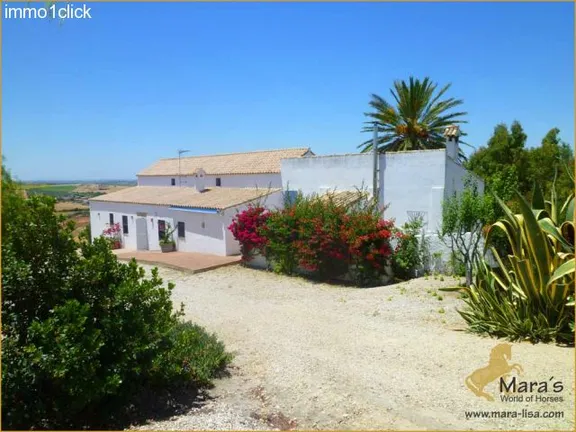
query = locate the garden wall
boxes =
[415,232,497,275]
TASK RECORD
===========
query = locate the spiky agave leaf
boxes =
[459,183,574,344]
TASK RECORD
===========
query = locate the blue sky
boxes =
[2,2,574,181]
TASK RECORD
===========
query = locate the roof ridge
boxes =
[89,184,281,210]
[125,185,281,192]
[159,147,310,161]
[284,149,445,159]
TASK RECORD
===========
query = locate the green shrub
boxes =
[1,167,232,429]
[392,217,424,279]
[449,251,466,277]
[260,207,300,274]
[152,322,233,387]
[440,177,492,286]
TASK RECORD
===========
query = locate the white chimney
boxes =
[444,125,460,161]
[194,168,206,192]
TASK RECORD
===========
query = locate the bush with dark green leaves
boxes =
[392,217,426,280]
[1,167,232,430]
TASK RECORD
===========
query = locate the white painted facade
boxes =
[89,191,283,256]
[281,149,484,234]
[137,173,281,189]
[91,140,482,260]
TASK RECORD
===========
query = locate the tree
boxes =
[1,164,232,429]
[440,177,491,287]
[466,121,528,192]
[358,77,467,155]
[527,128,574,199]
[467,123,573,203]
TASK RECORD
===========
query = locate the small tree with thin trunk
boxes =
[440,177,490,286]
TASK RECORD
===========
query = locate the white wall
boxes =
[380,150,446,232]
[137,173,282,189]
[444,158,485,197]
[89,190,285,256]
[282,150,448,232]
[282,154,375,195]
[90,201,226,255]
[90,202,141,250]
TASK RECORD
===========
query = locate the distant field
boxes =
[24,184,79,195]
[74,184,129,193]
[22,183,131,198]
[55,202,89,212]
[19,182,132,240]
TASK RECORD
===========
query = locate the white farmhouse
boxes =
[90,129,482,260]
[89,148,312,256]
[281,126,484,234]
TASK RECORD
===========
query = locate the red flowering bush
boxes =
[291,198,350,278]
[343,216,395,286]
[228,192,397,286]
[228,205,270,261]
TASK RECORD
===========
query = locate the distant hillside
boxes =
[21,183,133,200]
[22,180,137,185]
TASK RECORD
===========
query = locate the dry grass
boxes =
[55,201,89,212]
[73,184,129,193]
[54,200,90,239]
[71,215,90,239]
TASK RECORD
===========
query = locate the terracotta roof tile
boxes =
[90,186,281,211]
[138,148,313,176]
[320,190,369,207]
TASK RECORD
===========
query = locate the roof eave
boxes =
[137,170,282,177]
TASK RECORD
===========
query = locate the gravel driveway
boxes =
[133,265,574,431]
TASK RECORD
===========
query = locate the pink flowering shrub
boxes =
[228,205,270,261]
[102,223,122,249]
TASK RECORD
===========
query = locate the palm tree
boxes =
[359,77,467,155]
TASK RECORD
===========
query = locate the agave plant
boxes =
[459,183,574,345]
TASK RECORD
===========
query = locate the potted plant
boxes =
[102,222,122,250]
[160,223,177,253]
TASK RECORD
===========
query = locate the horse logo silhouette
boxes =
[465,343,524,401]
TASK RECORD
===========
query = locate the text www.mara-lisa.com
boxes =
[465,409,565,419]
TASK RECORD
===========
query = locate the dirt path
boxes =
[135,265,574,431]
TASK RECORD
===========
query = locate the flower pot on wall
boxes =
[160,243,175,253]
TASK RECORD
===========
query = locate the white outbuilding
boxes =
[89,184,282,256]
[89,148,312,256]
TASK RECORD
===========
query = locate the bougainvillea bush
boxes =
[344,215,397,287]
[277,195,350,278]
[229,192,397,287]
[227,205,270,261]
[102,222,122,249]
